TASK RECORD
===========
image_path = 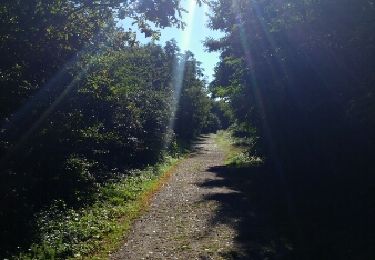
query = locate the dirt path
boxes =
[111,134,248,260]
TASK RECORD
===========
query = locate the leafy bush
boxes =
[17,158,179,259]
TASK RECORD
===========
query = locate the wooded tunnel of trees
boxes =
[0,0,374,259]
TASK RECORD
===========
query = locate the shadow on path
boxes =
[189,135,213,156]
[200,160,375,260]
[199,165,296,260]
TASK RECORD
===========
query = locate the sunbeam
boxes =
[231,0,300,240]
[180,0,197,52]
[164,0,197,148]
[0,27,112,166]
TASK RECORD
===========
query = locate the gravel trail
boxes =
[111,134,246,260]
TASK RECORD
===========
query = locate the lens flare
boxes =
[231,0,299,236]
[164,0,197,148]
[0,27,111,166]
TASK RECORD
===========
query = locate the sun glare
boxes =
[164,0,198,147]
[180,0,197,51]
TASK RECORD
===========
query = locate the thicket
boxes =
[207,0,375,258]
[0,1,220,257]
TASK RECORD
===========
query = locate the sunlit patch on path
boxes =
[111,134,247,259]
[111,133,294,259]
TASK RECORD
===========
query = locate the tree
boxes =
[174,51,211,141]
[0,1,207,257]
[206,0,375,258]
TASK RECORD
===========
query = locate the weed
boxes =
[214,130,262,167]
[16,157,181,260]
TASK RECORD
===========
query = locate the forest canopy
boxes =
[0,1,221,257]
[0,0,374,259]
[206,0,375,258]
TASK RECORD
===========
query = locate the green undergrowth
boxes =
[16,156,181,260]
[214,130,262,167]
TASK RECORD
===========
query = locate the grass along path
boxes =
[18,132,292,259]
[111,133,249,259]
[16,157,182,260]
[214,130,262,167]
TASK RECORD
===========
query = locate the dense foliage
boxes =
[0,0,216,257]
[207,0,375,258]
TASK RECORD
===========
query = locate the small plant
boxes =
[226,152,263,167]
[215,130,263,167]
[16,157,180,260]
